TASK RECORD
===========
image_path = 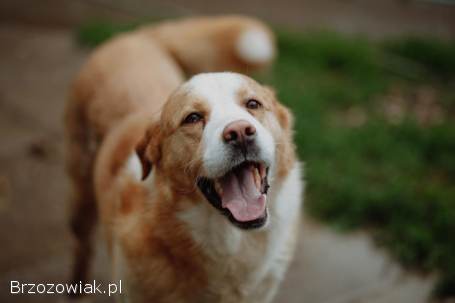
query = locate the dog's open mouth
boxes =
[197,161,269,229]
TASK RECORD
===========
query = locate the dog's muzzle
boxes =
[197,119,270,230]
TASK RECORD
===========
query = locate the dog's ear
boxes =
[275,101,293,131]
[264,86,293,131]
[135,121,161,180]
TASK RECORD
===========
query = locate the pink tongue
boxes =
[220,165,266,222]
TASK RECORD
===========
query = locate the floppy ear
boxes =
[264,86,293,131]
[135,122,161,180]
[275,101,293,131]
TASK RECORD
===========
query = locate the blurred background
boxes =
[0,0,454,302]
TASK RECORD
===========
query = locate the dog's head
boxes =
[136,72,294,230]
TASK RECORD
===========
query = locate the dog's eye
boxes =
[246,99,262,110]
[183,112,203,124]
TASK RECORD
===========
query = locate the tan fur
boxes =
[143,16,275,74]
[66,16,299,303]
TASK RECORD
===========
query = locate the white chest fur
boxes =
[178,163,303,303]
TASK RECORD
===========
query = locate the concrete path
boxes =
[0,24,436,303]
[276,219,435,303]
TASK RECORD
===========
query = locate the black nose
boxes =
[223,120,257,145]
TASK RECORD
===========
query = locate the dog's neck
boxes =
[145,167,280,258]
[134,160,301,265]
[178,202,258,257]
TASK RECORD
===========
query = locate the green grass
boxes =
[384,37,455,80]
[76,22,455,299]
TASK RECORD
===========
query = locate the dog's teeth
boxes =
[215,181,223,195]
[254,167,261,189]
[259,165,266,178]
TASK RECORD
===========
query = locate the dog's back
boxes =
[65,15,275,292]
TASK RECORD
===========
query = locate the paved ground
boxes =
[0,24,437,303]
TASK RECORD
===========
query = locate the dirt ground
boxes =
[0,1,452,302]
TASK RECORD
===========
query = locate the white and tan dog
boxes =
[66,15,303,303]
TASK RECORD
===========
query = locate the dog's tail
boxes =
[139,15,276,75]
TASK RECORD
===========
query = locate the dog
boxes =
[65,16,303,303]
